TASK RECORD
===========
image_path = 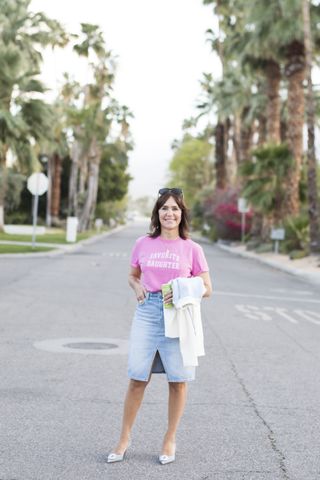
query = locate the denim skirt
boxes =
[127,291,195,382]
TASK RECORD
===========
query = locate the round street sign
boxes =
[27,173,49,196]
[237,197,250,213]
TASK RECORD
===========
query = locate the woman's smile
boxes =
[159,197,182,231]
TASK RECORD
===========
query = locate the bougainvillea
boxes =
[202,187,253,240]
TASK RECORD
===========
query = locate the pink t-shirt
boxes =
[130,235,209,292]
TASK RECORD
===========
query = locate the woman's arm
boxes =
[197,271,212,298]
[128,266,147,301]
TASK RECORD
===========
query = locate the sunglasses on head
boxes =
[158,188,183,197]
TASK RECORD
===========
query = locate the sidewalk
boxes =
[216,241,320,288]
[0,225,126,258]
[191,232,320,288]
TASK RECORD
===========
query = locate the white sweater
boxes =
[163,277,206,367]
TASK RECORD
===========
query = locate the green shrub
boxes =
[289,249,309,260]
[283,213,309,253]
[246,239,261,251]
[255,243,273,253]
[5,211,31,225]
[95,199,127,226]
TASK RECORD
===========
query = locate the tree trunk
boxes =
[51,153,62,225]
[68,140,80,216]
[258,114,267,146]
[239,107,253,164]
[0,168,4,232]
[284,40,305,216]
[226,116,238,185]
[214,121,227,189]
[0,149,8,232]
[0,205,4,231]
[280,119,287,143]
[79,156,87,197]
[232,112,241,164]
[265,60,281,144]
[78,137,101,231]
[302,0,320,251]
[261,214,274,242]
[250,211,263,240]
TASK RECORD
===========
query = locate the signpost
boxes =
[237,198,250,243]
[271,228,285,254]
[27,173,49,248]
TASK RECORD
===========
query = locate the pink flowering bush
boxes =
[202,187,253,241]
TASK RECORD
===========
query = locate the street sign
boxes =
[271,228,285,254]
[27,173,48,196]
[237,198,250,243]
[271,228,285,240]
[27,173,49,248]
[237,198,249,213]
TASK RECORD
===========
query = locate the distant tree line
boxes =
[0,0,132,232]
[169,0,320,255]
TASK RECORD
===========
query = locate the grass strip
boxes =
[0,229,103,244]
[0,244,55,254]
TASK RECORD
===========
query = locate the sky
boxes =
[30,0,220,200]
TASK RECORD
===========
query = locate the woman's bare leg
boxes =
[111,379,149,454]
[161,382,187,456]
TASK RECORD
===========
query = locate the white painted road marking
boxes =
[215,291,320,304]
[265,307,298,324]
[269,288,314,296]
[294,310,320,325]
[236,305,272,321]
[235,305,320,325]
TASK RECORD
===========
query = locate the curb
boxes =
[216,243,320,288]
[0,225,127,259]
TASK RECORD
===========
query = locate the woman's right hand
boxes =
[135,286,147,304]
[129,266,147,303]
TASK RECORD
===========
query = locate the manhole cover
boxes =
[34,337,128,355]
[63,342,117,350]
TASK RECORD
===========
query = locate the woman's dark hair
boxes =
[149,192,190,239]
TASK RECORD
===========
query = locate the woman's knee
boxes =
[168,381,187,393]
[129,379,149,392]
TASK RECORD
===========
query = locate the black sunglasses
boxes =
[158,188,183,197]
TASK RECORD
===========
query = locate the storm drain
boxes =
[33,337,128,355]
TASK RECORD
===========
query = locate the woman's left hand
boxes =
[163,291,173,305]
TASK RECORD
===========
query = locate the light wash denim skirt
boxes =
[127,292,195,382]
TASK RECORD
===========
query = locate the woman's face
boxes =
[158,196,182,232]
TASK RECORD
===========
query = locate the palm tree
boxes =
[70,24,114,230]
[196,72,227,189]
[245,0,307,215]
[0,0,67,230]
[233,0,319,216]
[302,0,320,251]
[68,24,133,231]
[240,144,294,235]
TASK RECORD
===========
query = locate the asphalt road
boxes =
[1,222,320,480]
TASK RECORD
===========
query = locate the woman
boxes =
[107,187,212,464]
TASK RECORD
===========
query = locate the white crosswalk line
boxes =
[294,310,320,325]
[273,308,298,324]
[235,304,272,321]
